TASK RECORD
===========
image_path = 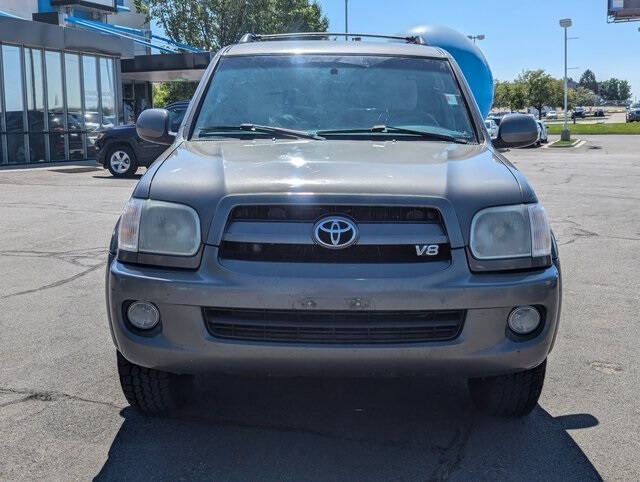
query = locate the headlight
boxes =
[118,198,201,256]
[470,203,551,260]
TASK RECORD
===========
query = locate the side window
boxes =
[168,107,187,133]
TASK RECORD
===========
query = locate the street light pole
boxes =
[560,18,572,141]
[345,0,349,40]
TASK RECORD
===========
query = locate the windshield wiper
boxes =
[198,123,324,140]
[316,125,471,144]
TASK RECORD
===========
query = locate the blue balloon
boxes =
[403,25,494,118]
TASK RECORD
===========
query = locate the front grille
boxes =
[230,205,442,223]
[220,241,451,263]
[204,308,465,344]
[219,204,451,264]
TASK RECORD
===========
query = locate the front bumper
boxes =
[106,247,561,377]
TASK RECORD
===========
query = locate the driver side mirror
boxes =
[493,114,538,149]
[136,108,176,145]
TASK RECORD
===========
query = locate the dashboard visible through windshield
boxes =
[192,54,477,142]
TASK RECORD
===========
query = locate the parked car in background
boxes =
[527,106,552,118]
[536,120,548,144]
[593,108,605,117]
[571,107,585,119]
[545,110,558,120]
[485,119,499,139]
[627,109,640,122]
[96,101,190,177]
[487,112,511,126]
[523,115,546,147]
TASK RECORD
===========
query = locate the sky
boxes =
[314,0,640,101]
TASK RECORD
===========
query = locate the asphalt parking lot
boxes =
[1,135,638,481]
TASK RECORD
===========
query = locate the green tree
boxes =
[153,81,199,107]
[618,80,632,102]
[136,0,328,105]
[549,78,565,108]
[518,69,555,119]
[135,0,329,51]
[579,69,598,94]
[572,86,596,107]
[510,81,527,111]
[600,78,620,101]
[493,80,512,109]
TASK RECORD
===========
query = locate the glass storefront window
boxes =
[65,53,84,160]
[68,131,84,160]
[83,55,100,157]
[0,44,120,164]
[29,133,46,163]
[65,53,82,126]
[45,50,65,139]
[100,57,116,129]
[25,48,46,162]
[6,134,26,164]
[49,134,65,161]
[3,45,25,134]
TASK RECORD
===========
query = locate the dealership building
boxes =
[0,0,209,166]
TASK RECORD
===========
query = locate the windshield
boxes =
[193,55,477,142]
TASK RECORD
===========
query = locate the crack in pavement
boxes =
[0,385,473,464]
[0,387,123,410]
[0,247,107,268]
[175,413,429,448]
[428,414,475,481]
[554,218,640,247]
[0,262,105,300]
[153,409,477,456]
[0,247,107,300]
[0,201,119,216]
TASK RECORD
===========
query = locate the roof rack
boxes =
[239,32,426,45]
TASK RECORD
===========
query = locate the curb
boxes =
[548,139,583,148]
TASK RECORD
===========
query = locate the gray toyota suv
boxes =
[107,34,561,417]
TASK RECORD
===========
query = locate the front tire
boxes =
[468,359,547,417]
[107,145,138,177]
[117,351,190,415]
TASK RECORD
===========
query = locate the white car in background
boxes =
[536,120,548,144]
[485,119,499,139]
[545,110,558,120]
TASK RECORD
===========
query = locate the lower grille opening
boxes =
[219,242,451,263]
[204,308,465,344]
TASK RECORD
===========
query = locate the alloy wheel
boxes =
[110,150,131,174]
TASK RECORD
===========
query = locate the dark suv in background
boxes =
[96,101,189,177]
[627,109,640,122]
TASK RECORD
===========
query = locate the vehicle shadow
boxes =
[92,173,143,180]
[94,375,600,481]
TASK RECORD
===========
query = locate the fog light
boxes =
[508,306,541,335]
[127,301,160,330]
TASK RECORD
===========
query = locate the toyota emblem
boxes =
[312,216,359,249]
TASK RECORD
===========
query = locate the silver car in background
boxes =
[485,119,499,139]
[107,34,561,418]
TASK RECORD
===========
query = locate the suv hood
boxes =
[139,139,533,243]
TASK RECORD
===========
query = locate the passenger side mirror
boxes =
[493,114,538,149]
[136,109,176,145]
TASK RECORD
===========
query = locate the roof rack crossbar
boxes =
[239,32,426,45]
